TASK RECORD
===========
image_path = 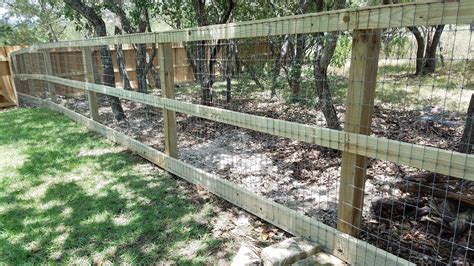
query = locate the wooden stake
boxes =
[81,47,99,121]
[337,29,381,237]
[42,51,56,102]
[159,43,178,157]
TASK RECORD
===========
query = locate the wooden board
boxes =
[14,73,474,182]
[338,29,381,237]
[159,43,178,157]
[18,92,414,266]
[0,46,19,105]
[81,47,99,121]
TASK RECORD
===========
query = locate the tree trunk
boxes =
[192,0,235,106]
[99,46,126,120]
[422,25,444,74]
[136,44,148,93]
[459,94,474,154]
[226,41,233,103]
[408,25,444,75]
[311,0,343,130]
[314,63,341,130]
[197,42,213,105]
[115,27,132,90]
[271,37,289,98]
[64,0,125,121]
[184,43,199,81]
[408,26,425,75]
[289,34,305,102]
[313,31,342,130]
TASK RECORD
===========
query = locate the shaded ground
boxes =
[0,108,288,264]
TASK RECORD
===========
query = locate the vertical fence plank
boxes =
[25,53,36,96]
[159,43,178,157]
[42,50,56,102]
[81,47,100,121]
[337,29,381,237]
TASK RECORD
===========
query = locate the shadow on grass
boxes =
[0,108,222,264]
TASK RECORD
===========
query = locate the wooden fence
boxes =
[10,0,474,265]
[13,44,194,97]
[0,46,22,107]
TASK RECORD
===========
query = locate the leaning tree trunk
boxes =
[408,26,425,76]
[459,94,474,154]
[313,32,342,130]
[314,63,341,130]
[422,25,444,74]
[115,27,132,90]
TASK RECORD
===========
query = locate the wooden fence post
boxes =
[337,29,381,237]
[81,47,100,121]
[42,50,56,102]
[159,43,178,158]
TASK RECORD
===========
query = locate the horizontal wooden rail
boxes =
[11,0,473,56]
[18,93,413,266]
[15,73,474,181]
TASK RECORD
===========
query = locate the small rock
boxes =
[231,245,261,266]
[292,252,346,265]
[261,237,320,266]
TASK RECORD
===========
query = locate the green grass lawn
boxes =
[0,108,221,264]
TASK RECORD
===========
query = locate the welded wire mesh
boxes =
[11,4,474,265]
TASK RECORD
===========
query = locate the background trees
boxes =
[1,0,460,130]
[0,0,76,45]
[63,0,126,121]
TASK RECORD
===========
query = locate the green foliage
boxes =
[1,0,70,44]
[0,108,221,264]
[330,34,352,68]
[383,30,410,58]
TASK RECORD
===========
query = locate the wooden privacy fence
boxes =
[13,44,194,97]
[11,0,474,265]
[0,46,21,107]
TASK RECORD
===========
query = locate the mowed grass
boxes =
[0,108,221,264]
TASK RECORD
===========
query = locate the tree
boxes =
[191,0,236,105]
[64,0,126,121]
[1,0,69,44]
[408,25,445,75]
[459,94,474,154]
[104,0,159,93]
[312,0,345,130]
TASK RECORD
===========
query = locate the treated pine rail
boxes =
[11,0,473,265]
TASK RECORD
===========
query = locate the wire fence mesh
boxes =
[11,2,474,264]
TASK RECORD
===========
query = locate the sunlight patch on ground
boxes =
[78,146,126,157]
[0,144,26,169]
[174,239,207,258]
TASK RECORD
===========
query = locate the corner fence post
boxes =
[81,47,100,121]
[337,29,381,237]
[159,43,178,158]
[42,50,56,102]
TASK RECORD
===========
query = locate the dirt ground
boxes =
[53,91,472,265]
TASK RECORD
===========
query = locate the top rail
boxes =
[11,0,473,56]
